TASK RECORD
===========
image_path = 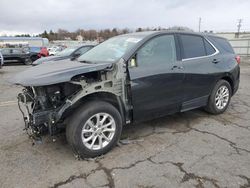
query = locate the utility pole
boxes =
[198,17,201,32]
[236,19,242,38]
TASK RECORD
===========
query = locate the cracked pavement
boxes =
[0,61,250,188]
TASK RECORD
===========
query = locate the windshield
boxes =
[56,47,77,56]
[78,35,144,62]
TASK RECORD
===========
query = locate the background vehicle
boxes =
[29,47,40,62]
[0,37,49,63]
[13,31,240,158]
[39,47,49,57]
[32,44,95,65]
[29,47,49,62]
[0,50,3,68]
[48,46,64,56]
[1,48,32,65]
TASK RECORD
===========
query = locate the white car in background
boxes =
[48,46,64,56]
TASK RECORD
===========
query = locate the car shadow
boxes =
[121,109,207,139]
[44,108,208,159]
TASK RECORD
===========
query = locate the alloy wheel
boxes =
[81,113,116,150]
[215,85,230,110]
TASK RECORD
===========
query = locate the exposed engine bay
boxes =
[17,60,130,141]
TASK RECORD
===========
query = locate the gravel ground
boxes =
[0,61,250,188]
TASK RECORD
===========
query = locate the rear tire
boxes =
[30,55,39,62]
[205,80,232,114]
[66,101,122,158]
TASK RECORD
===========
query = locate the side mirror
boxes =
[74,53,81,57]
[71,53,80,60]
[129,56,137,68]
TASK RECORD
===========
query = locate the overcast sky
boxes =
[0,0,250,35]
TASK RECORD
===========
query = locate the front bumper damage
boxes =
[17,88,61,141]
[16,59,130,143]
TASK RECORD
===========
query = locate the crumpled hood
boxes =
[11,60,113,86]
[32,55,69,65]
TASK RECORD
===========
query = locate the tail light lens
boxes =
[235,55,240,64]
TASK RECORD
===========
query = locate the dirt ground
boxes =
[0,61,250,188]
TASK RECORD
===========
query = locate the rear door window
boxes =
[180,34,206,59]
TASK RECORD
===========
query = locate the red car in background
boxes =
[30,47,49,62]
[38,47,49,57]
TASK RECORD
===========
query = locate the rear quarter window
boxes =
[204,39,216,55]
[207,36,234,54]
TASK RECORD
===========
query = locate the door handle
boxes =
[171,65,184,70]
[212,59,220,64]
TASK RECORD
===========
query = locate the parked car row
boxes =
[12,31,240,158]
[0,44,95,66]
[0,47,49,65]
[32,44,95,65]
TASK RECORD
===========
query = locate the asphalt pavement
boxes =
[0,61,250,188]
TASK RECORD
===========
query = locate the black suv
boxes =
[1,48,32,65]
[0,50,3,68]
[12,31,240,158]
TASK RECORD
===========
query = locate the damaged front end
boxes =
[18,83,81,140]
[15,60,130,141]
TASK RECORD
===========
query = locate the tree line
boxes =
[14,26,193,41]
[39,28,130,41]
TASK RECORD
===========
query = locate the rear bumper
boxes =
[233,78,239,95]
[232,66,240,96]
[0,58,4,68]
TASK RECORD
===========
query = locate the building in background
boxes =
[50,40,97,48]
[76,35,83,41]
[0,37,49,48]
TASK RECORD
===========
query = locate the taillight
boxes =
[235,55,240,64]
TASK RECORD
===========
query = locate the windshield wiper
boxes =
[78,60,94,64]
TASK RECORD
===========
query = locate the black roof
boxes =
[121,30,225,39]
[121,30,227,61]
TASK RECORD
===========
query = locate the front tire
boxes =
[205,80,232,114]
[23,59,32,65]
[66,101,122,158]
